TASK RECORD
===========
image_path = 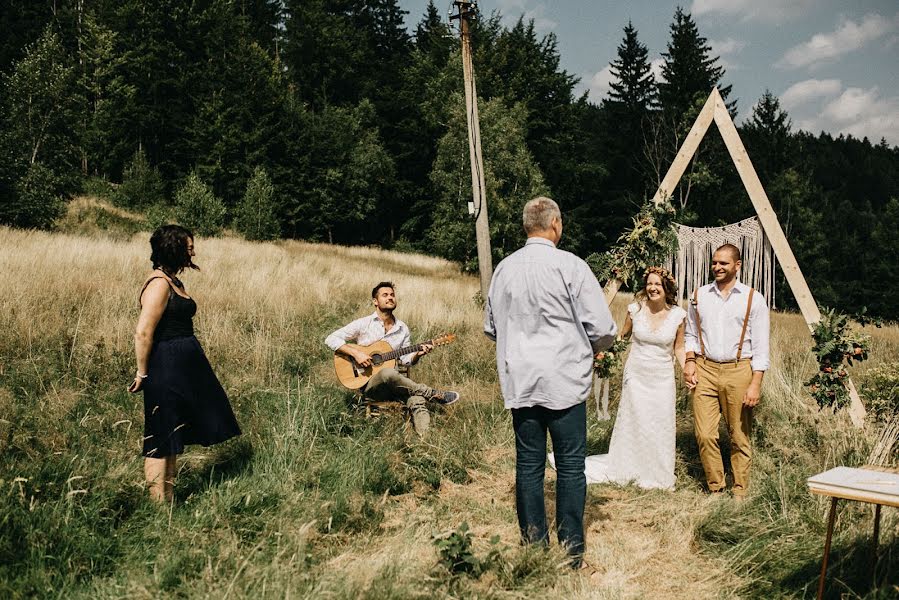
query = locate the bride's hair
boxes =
[634,266,678,308]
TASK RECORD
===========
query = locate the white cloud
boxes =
[650,58,665,83]
[691,0,816,24]
[495,0,557,32]
[776,13,898,69]
[786,83,899,145]
[709,37,747,70]
[709,37,747,55]
[821,87,880,122]
[586,65,614,100]
[780,78,842,110]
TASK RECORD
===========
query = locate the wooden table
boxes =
[807,466,899,600]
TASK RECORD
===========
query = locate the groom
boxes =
[484,196,617,567]
[684,244,770,499]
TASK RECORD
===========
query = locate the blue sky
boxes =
[398,1,899,145]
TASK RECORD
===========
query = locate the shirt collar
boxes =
[371,311,396,329]
[710,280,748,296]
[525,237,556,248]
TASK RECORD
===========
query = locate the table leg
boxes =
[817,497,838,600]
[872,504,881,569]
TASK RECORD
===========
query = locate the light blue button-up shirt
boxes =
[484,237,618,410]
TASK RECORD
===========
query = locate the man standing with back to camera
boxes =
[484,196,617,568]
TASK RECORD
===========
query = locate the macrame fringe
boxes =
[666,216,776,308]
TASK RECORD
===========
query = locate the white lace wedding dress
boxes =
[583,302,685,490]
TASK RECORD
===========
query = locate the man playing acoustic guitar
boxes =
[325,281,459,435]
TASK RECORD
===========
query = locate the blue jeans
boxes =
[511,402,586,566]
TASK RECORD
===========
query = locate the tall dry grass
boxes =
[1,212,897,598]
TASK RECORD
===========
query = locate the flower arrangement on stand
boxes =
[586,198,678,290]
[806,307,881,410]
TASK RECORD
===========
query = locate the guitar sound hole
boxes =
[371,354,384,366]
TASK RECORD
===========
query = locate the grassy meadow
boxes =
[1,200,897,598]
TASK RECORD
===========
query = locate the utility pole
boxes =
[450,1,492,298]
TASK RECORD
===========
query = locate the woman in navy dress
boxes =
[128,225,241,502]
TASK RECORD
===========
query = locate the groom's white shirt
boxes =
[685,281,770,372]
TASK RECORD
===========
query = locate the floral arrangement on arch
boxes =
[586,197,678,291]
[806,307,881,410]
[594,339,630,379]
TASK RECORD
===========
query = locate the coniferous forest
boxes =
[1,1,897,317]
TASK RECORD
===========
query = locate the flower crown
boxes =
[643,266,677,290]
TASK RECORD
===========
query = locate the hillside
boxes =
[0,220,896,598]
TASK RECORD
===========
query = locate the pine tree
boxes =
[743,90,792,182]
[608,21,656,112]
[75,14,136,178]
[415,0,453,66]
[657,7,733,121]
[601,22,656,218]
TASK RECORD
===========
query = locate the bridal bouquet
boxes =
[594,339,629,378]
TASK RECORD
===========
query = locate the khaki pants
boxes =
[692,358,753,496]
[364,367,434,434]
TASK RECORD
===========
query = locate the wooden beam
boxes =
[650,89,717,207]
[711,90,820,324]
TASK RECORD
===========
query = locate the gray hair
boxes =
[522,196,561,234]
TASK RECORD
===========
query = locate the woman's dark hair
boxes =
[634,266,677,308]
[150,224,198,273]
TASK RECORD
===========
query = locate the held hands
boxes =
[683,362,698,390]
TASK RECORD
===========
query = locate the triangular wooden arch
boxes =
[603,87,866,426]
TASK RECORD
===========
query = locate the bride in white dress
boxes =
[582,266,686,490]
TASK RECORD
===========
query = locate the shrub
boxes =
[0,162,65,229]
[143,202,175,232]
[861,362,899,422]
[433,522,501,578]
[173,171,225,237]
[234,166,279,241]
[113,148,165,209]
[80,176,115,200]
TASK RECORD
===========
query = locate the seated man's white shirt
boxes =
[325,312,415,365]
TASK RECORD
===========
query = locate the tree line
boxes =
[0,1,896,317]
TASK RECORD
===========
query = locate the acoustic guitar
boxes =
[334,333,456,389]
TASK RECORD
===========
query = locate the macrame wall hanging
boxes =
[666,216,776,308]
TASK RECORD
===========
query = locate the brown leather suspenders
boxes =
[693,287,754,360]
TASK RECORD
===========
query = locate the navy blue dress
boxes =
[141,278,241,457]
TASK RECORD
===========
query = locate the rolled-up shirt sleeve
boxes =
[398,325,414,366]
[325,317,364,352]
[576,265,617,353]
[750,297,770,372]
[684,298,701,355]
